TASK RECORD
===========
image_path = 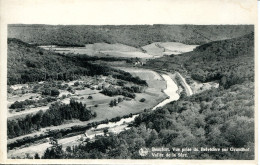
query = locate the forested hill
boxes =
[8,24,253,47]
[7,38,147,85]
[146,32,254,88]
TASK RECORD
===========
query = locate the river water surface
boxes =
[8,74,181,158]
[89,74,180,134]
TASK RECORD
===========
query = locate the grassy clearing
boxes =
[142,42,198,56]
[8,104,50,119]
[100,51,152,58]
[188,79,219,94]
[115,67,166,89]
[142,43,164,56]
[41,43,154,58]
[41,42,197,58]
[7,93,41,107]
[85,43,141,52]
[78,93,116,106]
[115,67,162,81]
[8,68,168,158]
[159,42,198,54]
[91,92,166,121]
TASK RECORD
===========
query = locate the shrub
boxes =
[74,81,80,86]
[140,98,146,102]
[50,88,60,97]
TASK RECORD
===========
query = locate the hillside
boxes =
[39,32,256,159]
[7,38,147,86]
[146,32,254,88]
[55,82,254,159]
[8,24,254,47]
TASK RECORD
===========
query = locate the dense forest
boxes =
[39,32,255,159]
[7,38,147,86]
[8,100,96,139]
[40,82,254,159]
[146,32,254,89]
[8,24,253,47]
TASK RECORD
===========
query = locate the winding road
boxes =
[176,72,193,96]
[8,72,193,158]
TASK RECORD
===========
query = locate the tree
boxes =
[109,100,114,107]
[42,148,51,159]
[74,81,80,86]
[66,146,72,152]
[139,98,145,102]
[51,88,60,97]
[103,128,109,136]
[34,153,40,159]
[118,97,123,103]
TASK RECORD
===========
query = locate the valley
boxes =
[8,69,186,158]
[39,42,198,58]
[6,24,255,160]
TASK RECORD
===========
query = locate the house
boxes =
[133,61,143,66]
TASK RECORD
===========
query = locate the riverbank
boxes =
[8,72,181,158]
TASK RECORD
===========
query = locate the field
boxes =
[142,42,198,56]
[92,92,166,121]
[40,42,198,59]
[7,69,168,158]
[115,67,166,89]
[99,51,152,58]
[40,43,154,58]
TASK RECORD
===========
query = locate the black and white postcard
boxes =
[0,0,257,164]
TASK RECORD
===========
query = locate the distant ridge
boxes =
[8,24,253,47]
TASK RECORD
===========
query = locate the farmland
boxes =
[7,72,165,121]
[7,67,168,158]
[114,67,166,89]
[142,42,198,56]
[39,43,153,58]
[39,42,198,59]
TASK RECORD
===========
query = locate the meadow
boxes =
[40,42,198,59]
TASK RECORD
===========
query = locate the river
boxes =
[152,74,180,110]
[85,74,180,136]
[8,74,182,158]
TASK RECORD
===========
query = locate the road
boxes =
[176,72,193,96]
[8,72,192,158]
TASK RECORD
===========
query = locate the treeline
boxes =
[8,24,253,47]
[67,53,135,63]
[102,86,135,99]
[41,82,254,159]
[7,38,147,86]
[101,85,144,98]
[112,71,147,86]
[146,32,254,89]
[8,113,136,151]
[8,100,96,139]
[9,96,56,109]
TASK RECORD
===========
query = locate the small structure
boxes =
[133,61,143,66]
[49,137,58,145]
